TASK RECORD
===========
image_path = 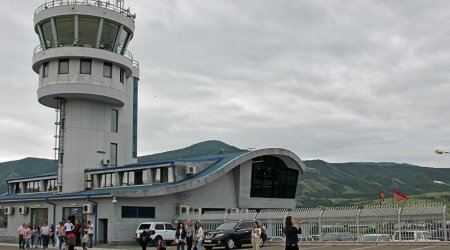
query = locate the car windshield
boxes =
[216,221,239,230]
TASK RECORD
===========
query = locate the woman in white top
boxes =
[251,222,262,250]
[193,222,203,250]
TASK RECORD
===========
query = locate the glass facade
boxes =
[111,109,118,132]
[121,206,155,218]
[100,20,120,51]
[78,16,100,46]
[250,156,299,199]
[103,62,112,78]
[110,143,118,166]
[43,62,49,78]
[59,59,69,74]
[0,209,7,228]
[55,16,75,46]
[62,207,87,227]
[115,27,129,54]
[25,181,41,193]
[80,59,91,74]
[100,173,116,187]
[30,208,48,227]
[41,21,53,48]
[132,78,138,158]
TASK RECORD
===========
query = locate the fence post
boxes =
[397,206,402,241]
[443,205,448,242]
[356,208,361,239]
[318,209,324,240]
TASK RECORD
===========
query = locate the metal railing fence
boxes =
[175,204,448,242]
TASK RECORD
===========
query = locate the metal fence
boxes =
[175,204,448,242]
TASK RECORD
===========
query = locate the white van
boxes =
[135,222,176,244]
[392,231,437,241]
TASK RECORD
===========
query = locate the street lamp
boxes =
[435,149,450,154]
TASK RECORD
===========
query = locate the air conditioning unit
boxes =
[101,158,110,166]
[83,204,94,214]
[178,205,190,215]
[191,207,202,214]
[5,206,14,215]
[185,166,197,175]
[18,206,29,215]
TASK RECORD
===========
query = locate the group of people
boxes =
[18,219,94,250]
[17,223,53,249]
[139,216,304,250]
[139,219,203,250]
[174,219,203,250]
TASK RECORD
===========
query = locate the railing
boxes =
[35,0,136,21]
[33,40,139,69]
[175,204,449,242]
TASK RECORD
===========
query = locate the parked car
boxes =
[321,232,356,241]
[135,222,175,245]
[358,234,391,242]
[202,220,267,250]
[392,230,439,241]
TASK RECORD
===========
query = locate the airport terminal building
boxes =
[0,1,307,244]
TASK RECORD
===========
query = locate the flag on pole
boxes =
[392,188,408,201]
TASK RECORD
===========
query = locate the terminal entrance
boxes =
[62,207,87,230]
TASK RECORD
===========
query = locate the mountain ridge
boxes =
[1,141,449,207]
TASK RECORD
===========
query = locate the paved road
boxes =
[2,244,450,250]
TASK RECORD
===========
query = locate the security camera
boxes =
[112,197,117,204]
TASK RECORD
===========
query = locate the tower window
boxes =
[59,59,69,74]
[110,143,118,166]
[111,109,118,133]
[80,59,92,74]
[103,62,112,78]
[120,68,125,83]
[43,62,49,78]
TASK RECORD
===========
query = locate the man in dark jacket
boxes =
[139,230,152,250]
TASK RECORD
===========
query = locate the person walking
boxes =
[18,223,25,249]
[41,222,51,249]
[50,224,55,247]
[56,221,65,250]
[193,222,203,250]
[87,220,94,248]
[74,219,82,246]
[175,222,187,250]
[138,229,151,250]
[283,216,304,250]
[81,233,89,250]
[184,219,194,250]
[23,224,32,249]
[31,225,38,248]
[251,222,262,250]
[65,218,76,250]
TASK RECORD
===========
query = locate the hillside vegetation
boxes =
[1,141,450,208]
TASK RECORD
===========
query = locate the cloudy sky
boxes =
[1,0,450,168]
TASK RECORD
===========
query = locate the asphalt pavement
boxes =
[1,243,450,250]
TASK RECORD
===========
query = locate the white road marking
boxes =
[411,246,438,250]
[349,246,382,250]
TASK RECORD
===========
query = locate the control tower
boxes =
[32,0,139,193]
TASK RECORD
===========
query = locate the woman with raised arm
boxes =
[283,216,304,250]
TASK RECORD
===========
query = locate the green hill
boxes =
[0,157,58,194]
[138,140,246,162]
[1,141,450,208]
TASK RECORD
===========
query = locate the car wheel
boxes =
[259,238,265,247]
[226,238,235,250]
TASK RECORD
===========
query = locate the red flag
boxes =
[392,188,408,201]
